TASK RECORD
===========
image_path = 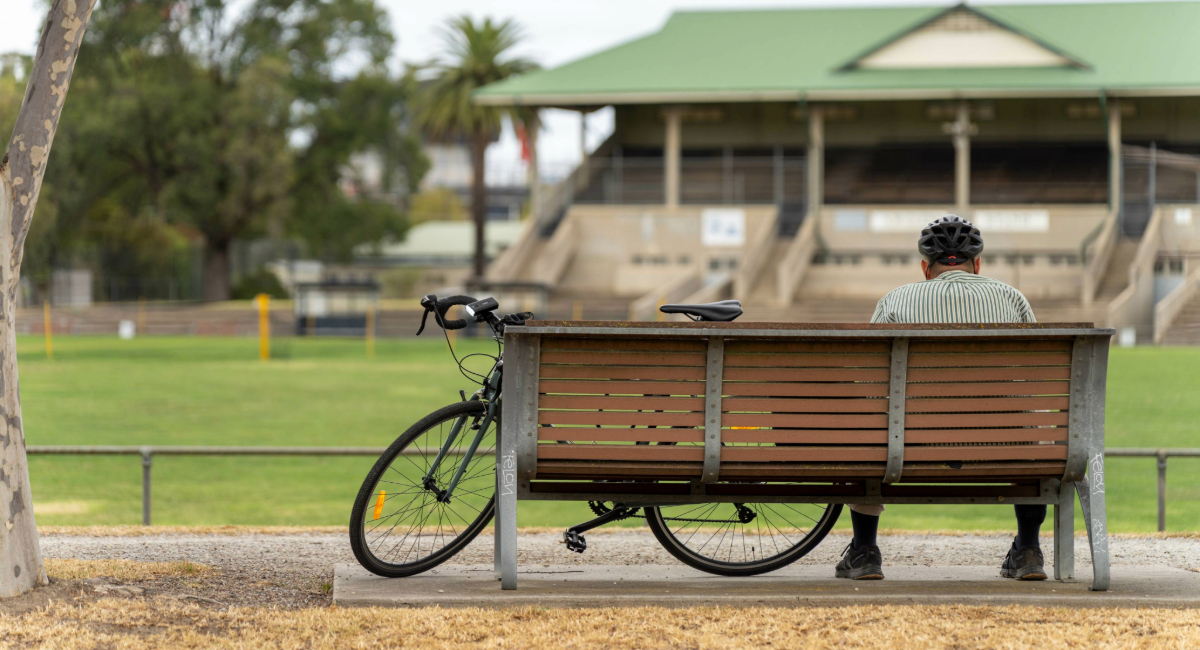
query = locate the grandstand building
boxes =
[476,2,1200,343]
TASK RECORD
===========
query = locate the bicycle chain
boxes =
[587,502,757,525]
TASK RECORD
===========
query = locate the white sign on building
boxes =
[702,208,746,247]
[868,209,1050,233]
[973,210,1050,232]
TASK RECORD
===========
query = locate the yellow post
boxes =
[572,301,583,321]
[655,297,665,322]
[42,300,53,360]
[256,294,270,361]
[365,304,375,360]
[137,296,146,334]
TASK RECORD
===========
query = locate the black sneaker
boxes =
[835,543,884,580]
[1001,544,1047,580]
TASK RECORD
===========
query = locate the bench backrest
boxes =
[502,322,1112,486]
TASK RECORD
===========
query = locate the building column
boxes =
[526,111,540,219]
[806,104,824,221]
[1108,98,1122,215]
[953,101,971,213]
[664,107,682,208]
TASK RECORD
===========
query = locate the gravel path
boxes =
[39,529,1200,609]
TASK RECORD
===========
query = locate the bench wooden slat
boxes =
[907,366,1070,381]
[540,350,706,367]
[537,428,703,442]
[539,411,703,426]
[906,445,1067,462]
[539,395,704,411]
[906,412,1069,427]
[723,413,889,428]
[723,382,890,398]
[534,461,702,479]
[905,381,1068,397]
[724,353,890,368]
[723,447,887,462]
[724,340,892,354]
[908,352,1071,367]
[901,462,1066,477]
[723,367,890,382]
[540,380,703,395]
[905,396,1069,412]
[723,397,888,413]
[905,428,1067,443]
[537,445,704,462]
[908,340,1072,353]
[541,338,707,352]
[722,430,887,444]
[540,365,706,381]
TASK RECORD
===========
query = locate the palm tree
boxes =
[416,16,538,280]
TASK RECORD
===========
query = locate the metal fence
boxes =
[24,445,1199,530]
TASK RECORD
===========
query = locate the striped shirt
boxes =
[870,271,1036,324]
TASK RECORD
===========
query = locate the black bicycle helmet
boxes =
[918,215,984,266]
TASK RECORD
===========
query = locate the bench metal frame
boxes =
[496,323,1113,591]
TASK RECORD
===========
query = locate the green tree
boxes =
[415,16,537,280]
[42,0,427,300]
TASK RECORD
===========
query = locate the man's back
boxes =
[870,270,1035,324]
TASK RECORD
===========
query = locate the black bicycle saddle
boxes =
[658,299,743,322]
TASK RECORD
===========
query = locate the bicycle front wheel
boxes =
[645,501,842,576]
[349,400,497,577]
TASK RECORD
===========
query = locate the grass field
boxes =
[17,335,1200,532]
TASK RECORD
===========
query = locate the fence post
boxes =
[43,300,53,359]
[141,447,153,526]
[256,294,271,361]
[1157,450,1167,532]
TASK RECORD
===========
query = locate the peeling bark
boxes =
[1,0,97,598]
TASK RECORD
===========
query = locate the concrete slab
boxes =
[334,563,1200,609]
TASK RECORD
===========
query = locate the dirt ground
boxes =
[3,527,1200,649]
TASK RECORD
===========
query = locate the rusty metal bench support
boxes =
[884,337,908,484]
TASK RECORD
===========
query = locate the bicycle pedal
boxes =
[564,530,587,553]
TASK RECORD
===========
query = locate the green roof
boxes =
[475,2,1200,105]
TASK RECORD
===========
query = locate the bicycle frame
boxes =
[422,359,503,503]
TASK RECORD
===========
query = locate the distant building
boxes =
[477,2,1200,342]
[352,220,525,298]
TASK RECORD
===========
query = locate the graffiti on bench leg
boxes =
[1089,453,1108,555]
[502,452,516,496]
[1089,453,1105,495]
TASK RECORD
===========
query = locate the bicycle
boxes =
[349,295,841,578]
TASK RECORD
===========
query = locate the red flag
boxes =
[516,121,531,162]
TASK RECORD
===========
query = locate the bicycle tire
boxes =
[349,400,497,578]
[645,501,842,577]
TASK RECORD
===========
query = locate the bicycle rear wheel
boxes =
[349,400,497,577]
[645,501,842,576]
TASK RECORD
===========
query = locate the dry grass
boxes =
[2,600,1199,649]
[44,559,213,581]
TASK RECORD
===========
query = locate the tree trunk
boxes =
[470,126,488,280]
[1,0,97,598]
[202,241,231,302]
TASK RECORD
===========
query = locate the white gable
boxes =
[856,8,1074,69]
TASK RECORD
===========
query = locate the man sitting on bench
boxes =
[835,215,1049,582]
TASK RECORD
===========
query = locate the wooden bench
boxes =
[496,322,1114,590]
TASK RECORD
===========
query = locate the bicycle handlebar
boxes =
[417,295,476,335]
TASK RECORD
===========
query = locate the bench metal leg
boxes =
[494,452,502,580]
[1075,452,1110,592]
[498,434,518,590]
[1053,480,1074,581]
